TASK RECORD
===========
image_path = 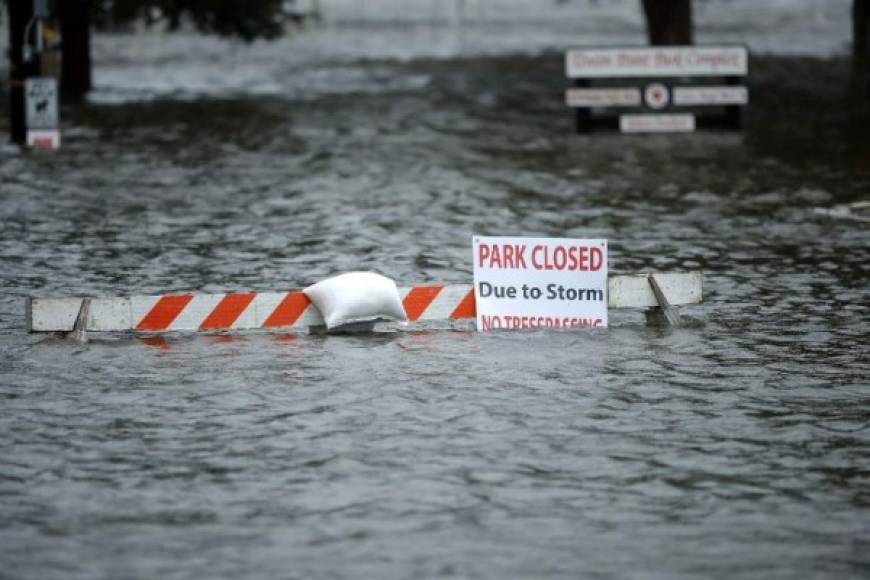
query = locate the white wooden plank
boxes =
[607,272,702,308]
[89,297,132,331]
[28,297,82,332]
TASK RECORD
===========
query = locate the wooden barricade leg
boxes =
[70,298,91,344]
[644,274,683,328]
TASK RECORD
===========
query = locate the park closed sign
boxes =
[472,236,608,331]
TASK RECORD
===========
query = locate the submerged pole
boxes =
[59,0,91,102]
[7,0,35,143]
[854,0,870,99]
[641,0,693,46]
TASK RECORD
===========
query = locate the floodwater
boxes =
[1,10,870,580]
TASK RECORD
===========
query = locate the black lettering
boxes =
[546,283,557,299]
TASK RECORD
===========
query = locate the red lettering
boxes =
[480,244,528,269]
[554,246,566,270]
[590,246,603,271]
[532,245,544,270]
[514,245,527,268]
[578,246,589,271]
[490,245,502,268]
[567,246,577,270]
[481,314,604,331]
[503,244,514,268]
[478,244,490,268]
[526,245,607,271]
[481,315,502,331]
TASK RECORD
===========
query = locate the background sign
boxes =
[25,78,59,130]
[566,46,748,78]
[566,45,749,134]
[565,87,641,107]
[672,86,748,106]
[473,236,608,331]
[620,113,695,133]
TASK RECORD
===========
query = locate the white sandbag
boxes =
[303,272,408,330]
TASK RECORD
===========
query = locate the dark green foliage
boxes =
[99,0,287,41]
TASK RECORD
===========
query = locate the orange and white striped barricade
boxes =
[26,273,701,334]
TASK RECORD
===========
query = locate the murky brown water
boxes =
[1,23,869,580]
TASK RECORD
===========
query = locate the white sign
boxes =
[672,85,749,106]
[472,236,608,331]
[566,46,748,79]
[25,78,59,130]
[620,113,695,133]
[565,87,641,108]
[643,83,670,110]
[26,129,61,150]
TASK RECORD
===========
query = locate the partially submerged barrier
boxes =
[26,272,702,337]
[565,45,749,133]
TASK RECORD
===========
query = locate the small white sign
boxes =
[672,85,749,106]
[472,236,608,331]
[25,78,59,130]
[644,83,670,110]
[620,113,695,133]
[566,87,641,108]
[566,46,748,79]
[26,129,61,150]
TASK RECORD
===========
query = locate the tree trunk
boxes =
[641,0,693,46]
[854,0,870,99]
[60,0,92,102]
[8,0,34,143]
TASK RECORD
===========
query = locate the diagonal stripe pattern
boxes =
[132,285,475,333]
[136,295,194,331]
